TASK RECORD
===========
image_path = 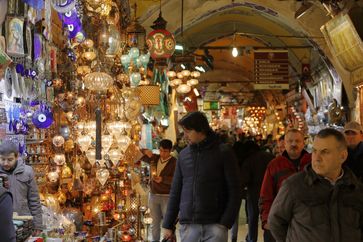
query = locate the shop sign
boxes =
[253,50,289,90]
[203,101,219,110]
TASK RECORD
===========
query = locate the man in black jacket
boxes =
[162,112,242,242]
[0,177,16,242]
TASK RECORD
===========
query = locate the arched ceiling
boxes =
[131,0,354,107]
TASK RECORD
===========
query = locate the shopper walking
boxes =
[259,128,311,242]
[0,142,43,235]
[162,111,242,242]
[240,141,274,242]
[269,128,363,242]
[343,121,363,181]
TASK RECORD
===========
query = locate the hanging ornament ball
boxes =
[61,166,72,178]
[53,135,65,147]
[147,29,176,59]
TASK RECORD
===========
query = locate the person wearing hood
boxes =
[0,142,43,236]
[162,111,242,242]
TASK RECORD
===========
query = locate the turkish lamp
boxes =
[86,149,96,166]
[135,58,142,68]
[191,71,200,78]
[129,47,140,59]
[54,154,66,166]
[173,79,182,86]
[48,171,59,183]
[82,49,96,61]
[176,72,183,79]
[181,70,191,77]
[65,111,73,122]
[77,134,92,152]
[102,134,114,152]
[116,133,131,152]
[176,84,191,94]
[82,39,94,48]
[188,79,199,86]
[84,71,114,92]
[126,17,146,49]
[77,65,91,76]
[76,121,86,134]
[130,72,141,87]
[107,121,123,137]
[108,148,123,166]
[52,135,65,147]
[167,71,176,78]
[139,53,150,68]
[121,54,131,67]
[85,121,97,138]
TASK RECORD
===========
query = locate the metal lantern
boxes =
[126,19,146,49]
[137,85,160,105]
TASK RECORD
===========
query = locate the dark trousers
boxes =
[263,229,276,242]
[246,194,259,242]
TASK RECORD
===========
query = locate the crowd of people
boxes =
[1,111,363,242]
[147,112,363,242]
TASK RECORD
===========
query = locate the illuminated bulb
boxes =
[232,47,238,57]
[166,71,176,78]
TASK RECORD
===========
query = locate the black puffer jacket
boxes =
[163,133,242,229]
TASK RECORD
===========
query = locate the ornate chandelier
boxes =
[167,70,200,94]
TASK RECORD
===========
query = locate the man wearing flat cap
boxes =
[343,121,363,181]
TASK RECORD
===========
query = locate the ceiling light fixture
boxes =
[295,1,313,19]
[232,47,238,57]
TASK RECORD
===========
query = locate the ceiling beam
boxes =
[190,45,313,50]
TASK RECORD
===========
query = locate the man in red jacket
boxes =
[259,128,311,242]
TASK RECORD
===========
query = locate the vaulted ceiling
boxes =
[131,0,358,107]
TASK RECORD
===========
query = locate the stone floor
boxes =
[149,200,264,242]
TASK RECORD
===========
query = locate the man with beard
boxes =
[0,143,43,236]
[259,129,311,242]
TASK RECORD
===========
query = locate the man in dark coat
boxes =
[162,111,242,242]
[0,142,43,235]
[269,128,363,242]
[241,141,274,242]
[343,121,363,181]
[0,182,16,242]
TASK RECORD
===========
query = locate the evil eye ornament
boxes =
[32,107,54,129]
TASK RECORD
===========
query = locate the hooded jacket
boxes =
[163,133,242,229]
[269,165,363,242]
[0,159,43,230]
